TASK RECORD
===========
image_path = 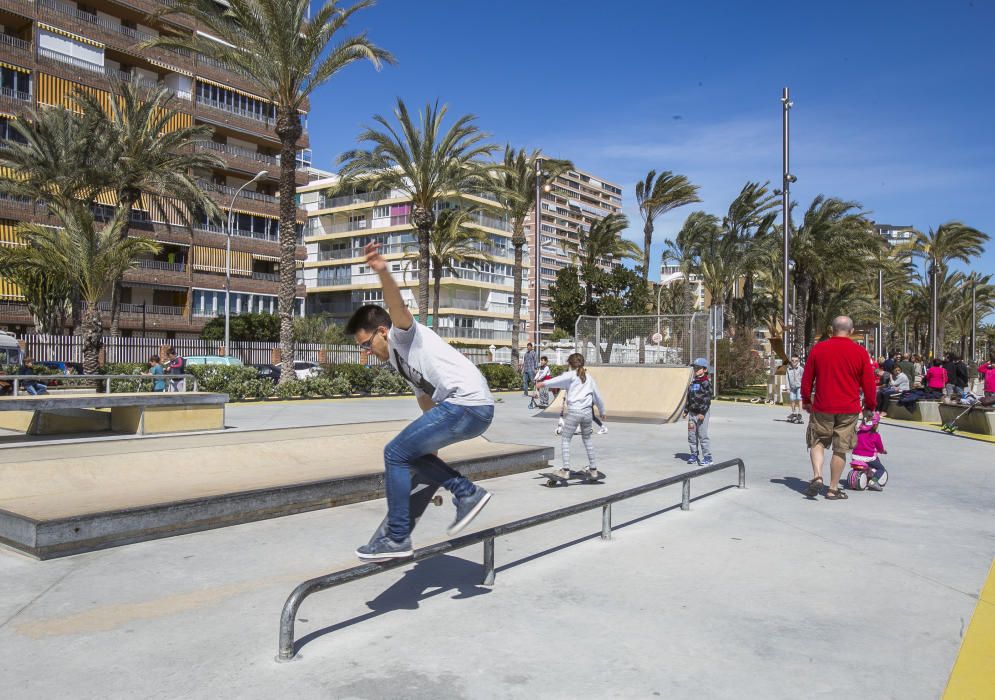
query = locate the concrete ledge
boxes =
[0,422,553,559]
[884,398,941,423]
[938,404,995,435]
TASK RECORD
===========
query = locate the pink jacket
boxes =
[851,431,884,467]
[979,363,995,393]
[924,366,947,390]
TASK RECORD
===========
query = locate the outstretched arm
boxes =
[364,242,412,330]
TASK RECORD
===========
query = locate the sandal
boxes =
[825,488,848,500]
[805,477,824,497]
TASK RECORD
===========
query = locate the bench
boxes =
[938,403,995,435]
[882,396,941,423]
[0,389,227,436]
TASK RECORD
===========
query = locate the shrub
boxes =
[322,363,377,393]
[477,362,519,390]
[549,364,567,377]
[302,375,351,397]
[371,369,411,395]
[186,365,259,395]
[245,378,275,399]
[274,379,306,400]
[716,327,766,391]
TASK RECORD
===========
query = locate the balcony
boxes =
[135,259,186,272]
[36,0,194,70]
[197,179,276,204]
[198,139,277,167]
[466,210,511,232]
[318,190,403,210]
[434,327,512,341]
[195,95,276,135]
[0,86,32,113]
[93,301,186,316]
[0,32,30,62]
[251,271,279,282]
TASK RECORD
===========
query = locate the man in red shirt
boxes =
[800,316,877,500]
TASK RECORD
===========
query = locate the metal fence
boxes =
[12,334,505,367]
[573,314,711,367]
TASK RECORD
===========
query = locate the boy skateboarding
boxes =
[348,243,494,560]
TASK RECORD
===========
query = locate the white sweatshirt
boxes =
[543,370,605,414]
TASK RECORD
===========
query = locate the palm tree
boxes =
[146,0,393,382]
[635,170,700,284]
[494,147,572,359]
[789,196,873,354]
[76,81,224,335]
[403,208,491,327]
[339,99,497,324]
[0,205,159,372]
[569,213,638,311]
[911,222,989,355]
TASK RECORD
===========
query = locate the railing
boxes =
[197,140,278,166]
[276,458,747,661]
[318,190,401,209]
[439,268,512,286]
[90,301,185,316]
[37,47,104,74]
[0,33,30,51]
[0,372,199,394]
[252,271,279,282]
[195,96,274,125]
[466,210,511,232]
[37,0,189,57]
[135,259,186,272]
[195,222,277,242]
[198,180,277,203]
[434,327,512,341]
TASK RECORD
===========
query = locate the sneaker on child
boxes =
[447,487,492,535]
[356,535,413,560]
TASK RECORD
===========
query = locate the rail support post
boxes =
[681,478,690,511]
[482,537,495,586]
[738,461,746,489]
[601,504,611,540]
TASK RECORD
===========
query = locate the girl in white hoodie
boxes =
[536,353,606,480]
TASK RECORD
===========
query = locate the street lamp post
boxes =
[878,268,884,356]
[929,253,938,359]
[971,277,977,363]
[225,169,268,357]
[780,87,795,355]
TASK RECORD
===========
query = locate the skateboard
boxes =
[538,469,607,487]
[365,475,444,551]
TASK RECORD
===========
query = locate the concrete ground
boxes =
[0,397,992,699]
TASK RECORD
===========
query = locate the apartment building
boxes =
[299,177,526,346]
[523,165,623,341]
[0,0,307,338]
[874,222,916,247]
[659,262,705,310]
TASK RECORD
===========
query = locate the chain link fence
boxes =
[574,314,711,367]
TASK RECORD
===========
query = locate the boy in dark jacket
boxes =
[682,357,713,466]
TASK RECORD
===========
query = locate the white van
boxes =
[0,331,22,366]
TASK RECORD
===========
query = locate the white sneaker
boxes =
[597,425,608,435]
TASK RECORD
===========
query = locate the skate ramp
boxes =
[540,366,691,424]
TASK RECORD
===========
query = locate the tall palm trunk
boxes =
[432,258,442,330]
[275,108,302,383]
[510,229,525,361]
[81,303,103,374]
[412,206,433,325]
[641,219,653,283]
[108,198,138,337]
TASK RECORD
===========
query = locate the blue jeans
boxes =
[383,401,494,541]
[522,369,535,394]
[25,383,47,395]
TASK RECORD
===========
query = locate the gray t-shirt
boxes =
[388,321,494,406]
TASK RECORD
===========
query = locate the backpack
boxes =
[169,356,186,374]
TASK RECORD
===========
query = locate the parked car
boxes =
[252,363,281,383]
[293,361,322,380]
[0,330,22,367]
[182,356,244,367]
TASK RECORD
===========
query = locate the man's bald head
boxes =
[832,316,854,336]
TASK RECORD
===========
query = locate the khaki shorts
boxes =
[806,412,859,452]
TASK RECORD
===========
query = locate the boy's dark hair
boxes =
[148,355,160,363]
[346,304,393,335]
[540,355,548,362]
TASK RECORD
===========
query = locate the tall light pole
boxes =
[780,87,795,355]
[878,268,884,356]
[971,276,977,362]
[225,169,268,357]
[929,252,938,359]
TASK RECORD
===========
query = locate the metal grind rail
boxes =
[277,458,746,662]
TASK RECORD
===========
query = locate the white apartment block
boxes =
[659,263,706,310]
[874,223,916,246]
[298,177,527,346]
[524,166,623,341]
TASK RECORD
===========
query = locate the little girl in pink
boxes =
[848,412,889,491]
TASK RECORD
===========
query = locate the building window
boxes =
[0,66,30,96]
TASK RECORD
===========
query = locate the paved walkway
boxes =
[0,398,992,699]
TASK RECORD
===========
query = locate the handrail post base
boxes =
[601,504,611,540]
[482,537,495,585]
[681,478,690,511]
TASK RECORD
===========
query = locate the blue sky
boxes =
[307,0,995,283]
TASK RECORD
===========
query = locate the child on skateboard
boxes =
[683,357,713,466]
[536,353,606,481]
[348,242,494,560]
[530,356,552,409]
